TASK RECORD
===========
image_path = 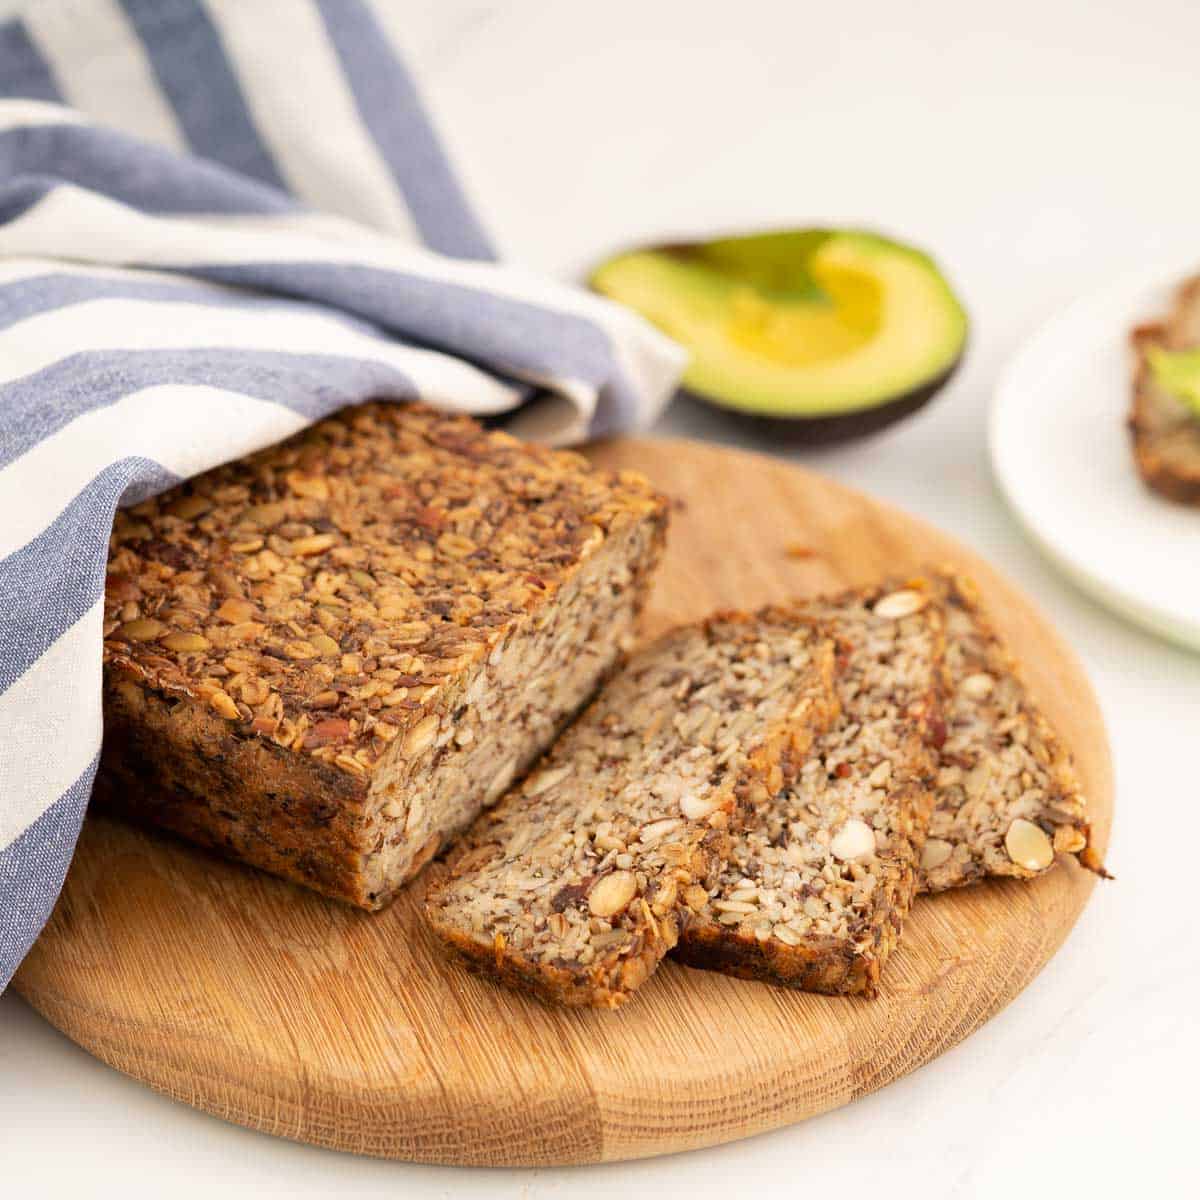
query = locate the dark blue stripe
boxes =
[314,0,493,260]
[0,20,62,102]
[0,457,178,696]
[0,347,418,470]
[117,0,290,195]
[0,125,298,218]
[0,756,98,992]
[189,261,642,426]
[0,174,55,224]
[0,269,390,335]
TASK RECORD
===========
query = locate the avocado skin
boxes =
[677,349,964,445]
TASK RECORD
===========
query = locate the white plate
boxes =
[990,264,1200,650]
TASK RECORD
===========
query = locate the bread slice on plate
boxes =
[920,572,1103,891]
[672,581,944,997]
[1129,274,1200,504]
[424,608,840,1008]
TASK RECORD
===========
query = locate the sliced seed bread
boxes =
[920,572,1101,890]
[1129,274,1200,505]
[424,608,840,1008]
[672,582,944,997]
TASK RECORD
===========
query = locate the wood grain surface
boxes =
[12,438,1113,1166]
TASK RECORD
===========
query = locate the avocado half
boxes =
[590,229,968,441]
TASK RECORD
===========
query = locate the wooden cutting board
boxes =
[12,438,1113,1166]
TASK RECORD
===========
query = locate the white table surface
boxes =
[4,1,1198,1195]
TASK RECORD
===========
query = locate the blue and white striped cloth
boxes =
[0,0,685,991]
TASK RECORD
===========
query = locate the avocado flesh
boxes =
[590,230,967,419]
[1148,346,1200,418]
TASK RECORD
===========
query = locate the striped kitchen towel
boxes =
[0,0,685,990]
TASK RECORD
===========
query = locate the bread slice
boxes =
[920,572,1101,890]
[1129,274,1200,504]
[98,402,667,908]
[672,582,944,997]
[424,609,840,1008]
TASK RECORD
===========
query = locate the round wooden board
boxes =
[12,438,1113,1167]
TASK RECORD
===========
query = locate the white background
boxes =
[4,0,1199,1195]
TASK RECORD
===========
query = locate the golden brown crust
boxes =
[103,402,665,774]
[1128,277,1200,505]
[97,680,374,903]
[669,917,873,995]
[99,403,668,906]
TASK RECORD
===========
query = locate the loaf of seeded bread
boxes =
[97,403,668,908]
[1129,274,1200,504]
[919,572,1101,890]
[672,583,944,997]
[424,608,840,1008]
